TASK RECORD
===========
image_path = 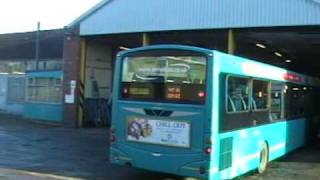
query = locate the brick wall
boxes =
[62,26,81,128]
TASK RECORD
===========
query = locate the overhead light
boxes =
[256,43,266,49]
[119,46,130,50]
[274,52,282,57]
[12,72,25,75]
[285,59,292,63]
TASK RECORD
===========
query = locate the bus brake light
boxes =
[123,88,128,94]
[205,147,212,154]
[198,91,205,98]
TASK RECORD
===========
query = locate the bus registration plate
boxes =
[127,117,191,148]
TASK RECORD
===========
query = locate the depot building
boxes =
[62,0,320,128]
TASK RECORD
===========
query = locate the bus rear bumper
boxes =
[110,147,216,179]
[110,147,133,166]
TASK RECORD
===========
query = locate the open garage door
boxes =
[79,27,320,134]
[82,41,113,127]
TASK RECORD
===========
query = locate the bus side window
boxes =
[227,76,249,113]
[270,82,285,121]
[287,84,305,119]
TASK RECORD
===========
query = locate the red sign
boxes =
[284,73,303,83]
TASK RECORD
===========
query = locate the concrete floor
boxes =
[245,143,320,180]
[0,117,175,180]
[0,117,319,180]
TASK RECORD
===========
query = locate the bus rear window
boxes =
[121,55,207,104]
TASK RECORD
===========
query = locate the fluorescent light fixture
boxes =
[274,52,283,57]
[285,59,292,63]
[119,46,130,50]
[12,72,25,75]
[256,43,266,49]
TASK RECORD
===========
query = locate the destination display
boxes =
[127,117,191,148]
[166,85,182,100]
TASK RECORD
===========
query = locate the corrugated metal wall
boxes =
[80,0,320,36]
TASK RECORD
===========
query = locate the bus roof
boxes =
[117,44,213,57]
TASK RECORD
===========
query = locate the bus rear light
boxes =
[198,91,205,98]
[123,88,128,94]
[205,147,212,154]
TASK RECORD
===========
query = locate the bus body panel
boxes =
[213,118,306,179]
[214,50,288,83]
[209,52,308,179]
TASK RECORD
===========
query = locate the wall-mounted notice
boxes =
[65,80,76,104]
[65,94,74,104]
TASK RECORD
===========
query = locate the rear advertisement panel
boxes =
[127,116,191,148]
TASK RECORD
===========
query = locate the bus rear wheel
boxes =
[258,143,269,174]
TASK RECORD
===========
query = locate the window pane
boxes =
[48,86,62,103]
[227,76,249,112]
[122,56,206,84]
[28,78,34,85]
[55,78,62,85]
[121,55,207,104]
[288,85,305,118]
[38,61,45,70]
[27,61,36,71]
[252,80,269,110]
[49,78,55,86]
[27,86,48,102]
[26,77,62,103]
[35,78,49,86]
[270,83,284,121]
[27,87,37,101]
[7,77,25,103]
[8,62,25,74]
[46,60,62,70]
[35,86,48,102]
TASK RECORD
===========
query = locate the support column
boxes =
[142,33,150,46]
[62,26,81,128]
[78,39,87,128]
[228,29,236,54]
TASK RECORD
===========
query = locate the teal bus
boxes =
[110,45,320,179]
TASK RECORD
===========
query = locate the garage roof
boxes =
[0,29,64,60]
[70,0,320,36]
